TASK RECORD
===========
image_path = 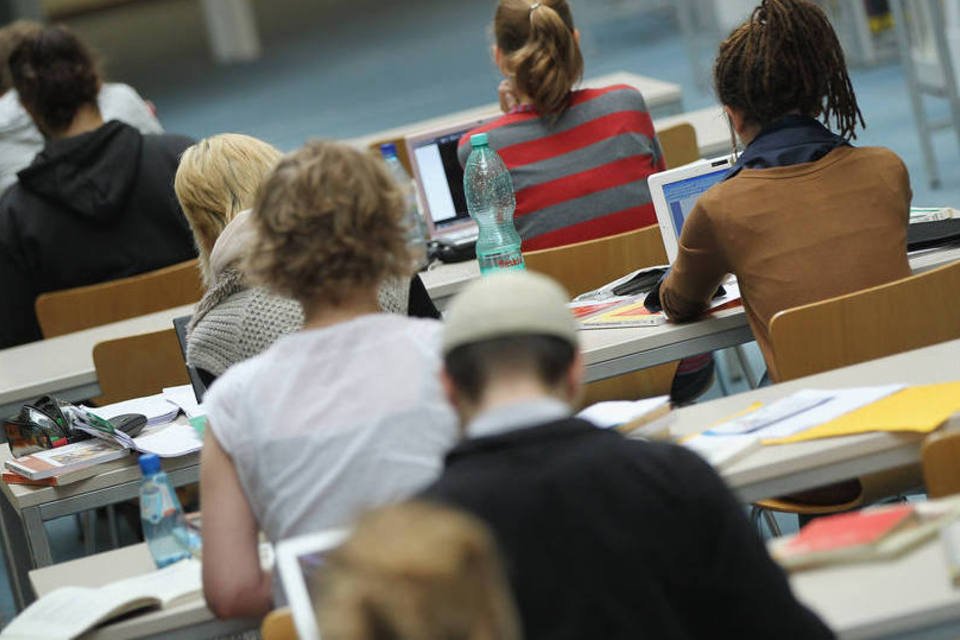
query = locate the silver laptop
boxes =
[404,117,495,243]
[648,157,733,262]
[276,529,350,640]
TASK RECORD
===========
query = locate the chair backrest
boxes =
[769,260,960,381]
[657,122,700,169]
[524,225,668,298]
[922,427,960,498]
[35,259,204,338]
[92,328,190,405]
[261,607,297,640]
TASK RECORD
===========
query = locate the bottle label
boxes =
[140,479,181,525]
[479,252,526,275]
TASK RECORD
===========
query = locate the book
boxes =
[2,456,133,487]
[577,396,673,437]
[579,299,668,328]
[4,439,130,481]
[0,559,201,639]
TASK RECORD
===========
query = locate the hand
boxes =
[498,79,519,114]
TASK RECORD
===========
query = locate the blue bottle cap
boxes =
[470,133,489,148]
[379,143,398,158]
[138,453,161,475]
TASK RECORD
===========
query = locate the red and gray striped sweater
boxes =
[458,84,664,251]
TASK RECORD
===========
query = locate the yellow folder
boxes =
[764,382,960,445]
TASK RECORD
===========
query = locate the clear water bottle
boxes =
[139,453,197,568]
[380,143,429,268]
[463,133,525,275]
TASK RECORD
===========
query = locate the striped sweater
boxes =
[458,85,664,251]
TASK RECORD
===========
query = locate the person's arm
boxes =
[0,208,42,348]
[200,428,272,619]
[658,202,729,322]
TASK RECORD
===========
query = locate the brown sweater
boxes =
[661,146,911,381]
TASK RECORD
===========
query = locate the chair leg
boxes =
[106,505,120,549]
[733,345,759,389]
[82,510,97,555]
[762,509,783,538]
[750,505,764,537]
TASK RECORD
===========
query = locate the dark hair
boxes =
[445,334,576,402]
[495,0,583,118]
[9,25,100,135]
[0,21,41,94]
[714,0,864,140]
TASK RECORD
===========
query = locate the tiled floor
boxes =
[1,0,956,625]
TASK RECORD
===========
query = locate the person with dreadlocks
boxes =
[655,0,912,382]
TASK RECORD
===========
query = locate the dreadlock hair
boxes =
[494,0,584,118]
[713,0,865,140]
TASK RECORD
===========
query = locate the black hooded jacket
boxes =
[0,121,196,348]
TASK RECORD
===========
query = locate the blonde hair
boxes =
[174,134,282,282]
[244,140,412,308]
[495,0,583,118]
[315,501,522,640]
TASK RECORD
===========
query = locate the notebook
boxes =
[648,157,734,262]
[404,118,495,243]
[276,529,350,640]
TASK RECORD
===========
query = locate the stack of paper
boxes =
[86,394,180,427]
[163,385,203,419]
[578,396,673,437]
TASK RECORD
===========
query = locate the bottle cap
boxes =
[379,143,399,158]
[470,133,489,148]
[138,453,161,476]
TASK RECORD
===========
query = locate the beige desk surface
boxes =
[666,338,960,503]
[788,536,960,639]
[0,304,195,417]
[654,104,732,158]
[28,543,252,640]
[348,70,683,150]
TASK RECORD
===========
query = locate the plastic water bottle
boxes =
[463,133,525,275]
[380,143,429,268]
[139,453,196,568]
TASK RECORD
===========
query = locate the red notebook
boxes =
[783,504,916,555]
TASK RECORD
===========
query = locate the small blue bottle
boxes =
[138,453,195,568]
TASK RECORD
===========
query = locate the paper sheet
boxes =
[765,382,960,445]
[162,385,203,419]
[577,396,670,429]
[86,394,179,426]
[133,422,203,457]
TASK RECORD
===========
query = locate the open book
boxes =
[0,559,201,640]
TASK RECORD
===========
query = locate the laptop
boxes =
[276,529,350,640]
[171,315,210,403]
[404,117,496,244]
[648,157,734,262]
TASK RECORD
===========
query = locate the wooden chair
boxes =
[367,136,413,175]
[657,122,701,168]
[756,260,960,529]
[524,225,679,404]
[922,428,960,498]
[91,328,190,405]
[261,607,297,640]
[35,259,203,338]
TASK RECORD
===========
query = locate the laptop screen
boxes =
[410,130,471,227]
[660,168,728,236]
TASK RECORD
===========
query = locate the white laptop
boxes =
[404,117,496,243]
[276,529,350,640]
[648,156,734,262]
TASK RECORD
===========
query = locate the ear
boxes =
[565,351,585,406]
[723,105,751,139]
[573,28,581,46]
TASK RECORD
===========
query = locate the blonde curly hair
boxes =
[244,140,412,307]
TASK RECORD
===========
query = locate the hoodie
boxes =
[0,120,196,348]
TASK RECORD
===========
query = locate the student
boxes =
[314,501,521,640]
[422,271,833,639]
[458,0,664,252]
[200,141,458,619]
[175,134,441,378]
[0,21,164,193]
[0,25,196,349]
[655,0,912,381]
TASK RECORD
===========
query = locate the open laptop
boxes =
[404,117,495,244]
[648,156,733,263]
[276,529,350,640]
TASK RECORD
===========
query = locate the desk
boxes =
[665,338,960,505]
[0,304,195,419]
[348,70,684,150]
[789,536,960,639]
[28,544,258,640]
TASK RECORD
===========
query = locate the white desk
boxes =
[789,535,960,639]
[654,105,732,159]
[28,543,258,640]
[348,70,684,150]
[0,304,195,418]
[665,339,960,505]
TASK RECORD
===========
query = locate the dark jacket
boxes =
[0,121,196,348]
[422,418,834,640]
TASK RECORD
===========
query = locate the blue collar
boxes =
[725,115,850,180]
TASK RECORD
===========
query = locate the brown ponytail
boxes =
[714,0,864,140]
[495,0,584,118]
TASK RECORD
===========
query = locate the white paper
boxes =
[86,394,179,426]
[683,434,760,468]
[162,385,203,419]
[578,396,670,429]
[133,422,203,458]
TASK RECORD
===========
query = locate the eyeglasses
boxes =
[4,397,74,458]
